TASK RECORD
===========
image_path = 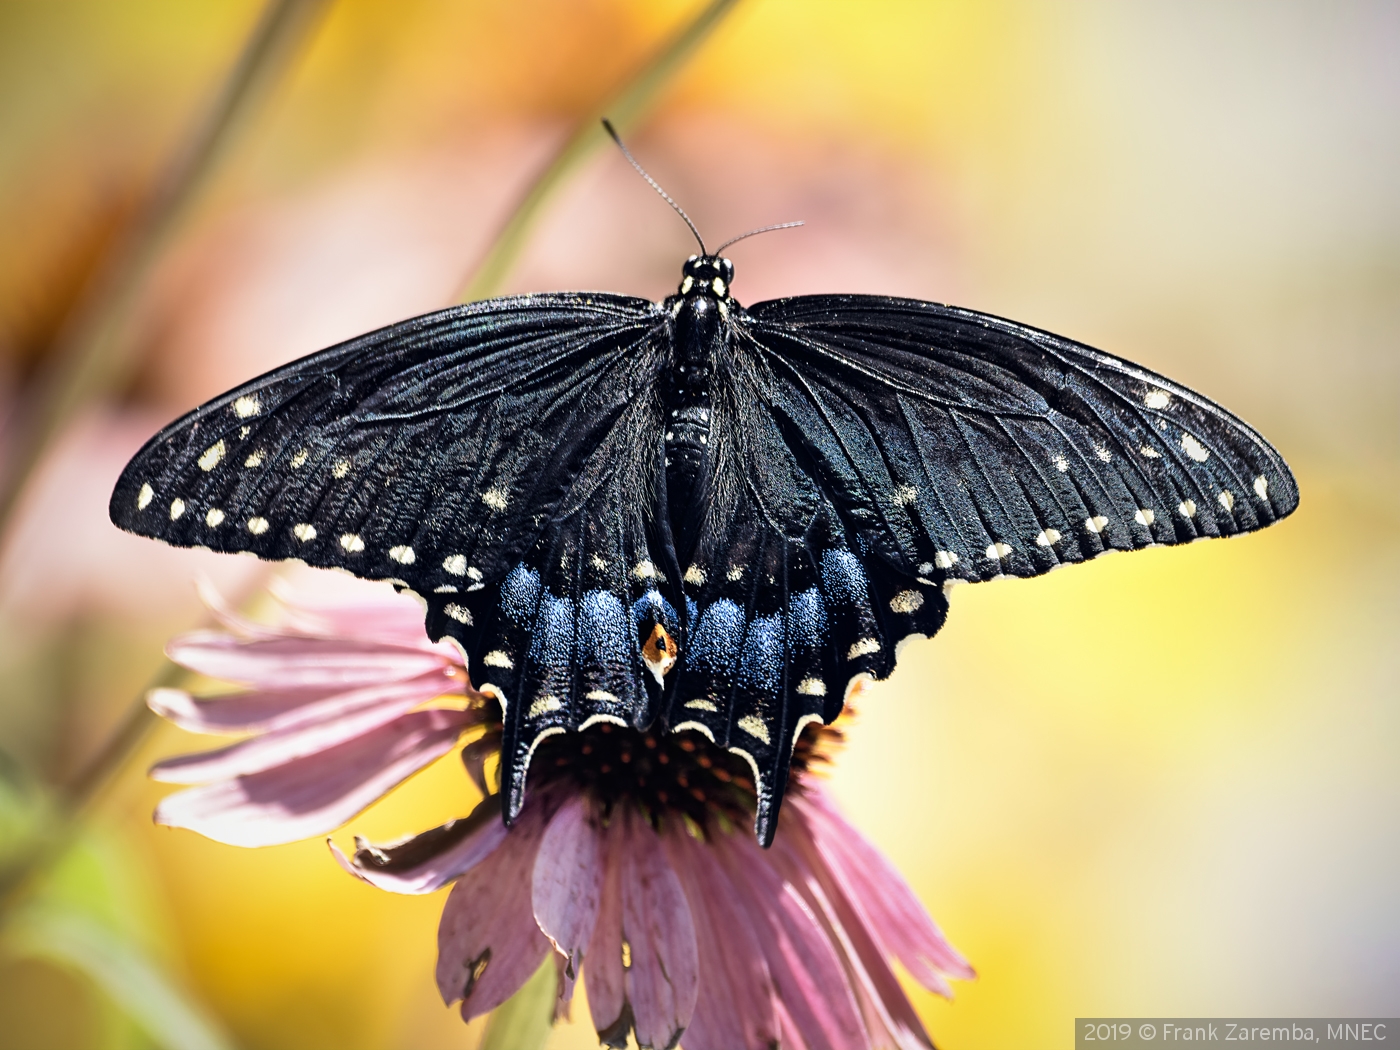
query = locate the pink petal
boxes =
[662,825,779,1050]
[167,631,449,689]
[585,821,627,1044]
[149,679,461,784]
[714,831,868,1050]
[769,829,932,1048]
[329,794,508,894]
[148,668,457,737]
[619,810,698,1050]
[793,791,974,986]
[154,708,469,846]
[436,802,552,1021]
[531,796,605,980]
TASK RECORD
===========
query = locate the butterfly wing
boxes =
[672,292,1298,841]
[112,293,683,820]
[740,294,1298,584]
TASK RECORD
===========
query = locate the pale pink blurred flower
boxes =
[152,583,973,1049]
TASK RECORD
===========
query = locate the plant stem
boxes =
[0,0,333,539]
[458,0,743,302]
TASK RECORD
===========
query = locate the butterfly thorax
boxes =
[663,254,734,561]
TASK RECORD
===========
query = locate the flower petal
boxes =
[148,685,342,736]
[150,678,463,783]
[167,630,448,689]
[330,793,508,894]
[715,831,867,1050]
[585,820,628,1045]
[663,825,779,1050]
[793,792,974,986]
[154,709,469,846]
[619,810,698,1050]
[769,826,932,1048]
[436,801,552,1021]
[531,796,605,980]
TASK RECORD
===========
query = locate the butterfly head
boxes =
[679,254,734,298]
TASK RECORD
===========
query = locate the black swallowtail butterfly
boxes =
[111,127,1298,845]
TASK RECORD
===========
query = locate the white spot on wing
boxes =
[934,550,959,569]
[1254,476,1269,499]
[443,603,472,624]
[246,516,269,535]
[590,554,607,571]
[684,698,718,711]
[1053,454,1069,472]
[481,487,508,510]
[726,565,744,582]
[894,484,918,505]
[483,650,513,669]
[205,508,225,527]
[1085,515,1109,534]
[1178,499,1197,518]
[340,533,365,552]
[1181,432,1210,462]
[169,499,185,520]
[684,564,706,586]
[632,560,658,581]
[1135,508,1155,526]
[1140,446,1160,458]
[522,695,559,721]
[443,554,467,575]
[233,395,260,418]
[389,545,415,564]
[1144,389,1171,410]
[137,483,153,510]
[244,450,265,468]
[332,459,351,479]
[917,561,933,575]
[847,638,880,660]
[1093,444,1112,462]
[198,441,225,471]
[736,714,770,744]
[1036,529,1061,547]
[797,677,826,696]
[586,690,619,704]
[434,585,457,593]
[986,542,1013,560]
[293,523,316,542]
[890,590,924,613]
[466,566,483,582]
[290,449,309,468]
[1218,490,1235,511]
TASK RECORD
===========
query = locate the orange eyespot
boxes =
[641,622,678,683]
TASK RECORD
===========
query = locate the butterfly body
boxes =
[111,252,1297,845]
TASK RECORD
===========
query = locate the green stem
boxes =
[458,0,743,303]
[0,0,333,539]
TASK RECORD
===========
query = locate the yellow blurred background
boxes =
[1,2,1396,1048]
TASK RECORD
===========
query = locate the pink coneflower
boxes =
[151,583,973,1049]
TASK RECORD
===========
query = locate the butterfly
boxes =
[110,125,1298,845]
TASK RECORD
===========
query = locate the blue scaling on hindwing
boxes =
[526,591,576,672]
[579,589,631,667]
[788,586,827,647]
[735,614,783,700]
[499,564,542,623]
[819,547,868,605]
[688,598,745,672]
[631,589,678,633]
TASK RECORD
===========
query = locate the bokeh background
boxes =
[1,1,1397,1048]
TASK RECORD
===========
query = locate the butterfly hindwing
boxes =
[740,294,1298,585]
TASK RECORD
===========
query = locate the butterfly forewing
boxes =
[739,294,1298,586]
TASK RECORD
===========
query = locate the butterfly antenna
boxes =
[602,118,706,255]
[715,221,805,254]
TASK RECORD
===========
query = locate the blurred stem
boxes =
[0,660,183,913]
[480,956,558,1050]
[457,0,742,302]
[0,0,333,539]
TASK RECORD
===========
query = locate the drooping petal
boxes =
[436,800,552,1021]
[329,793,508,894]
[154,708,470,846]
[769,826,931,1049]
[585,821,628,1047]
[619,810,698,1050]
[150,678,461,783]
[714,830,868,1050]
[793,791,974,987]
[531,796,605,980]
[167,630,448,689]
[662,824,779,1050]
